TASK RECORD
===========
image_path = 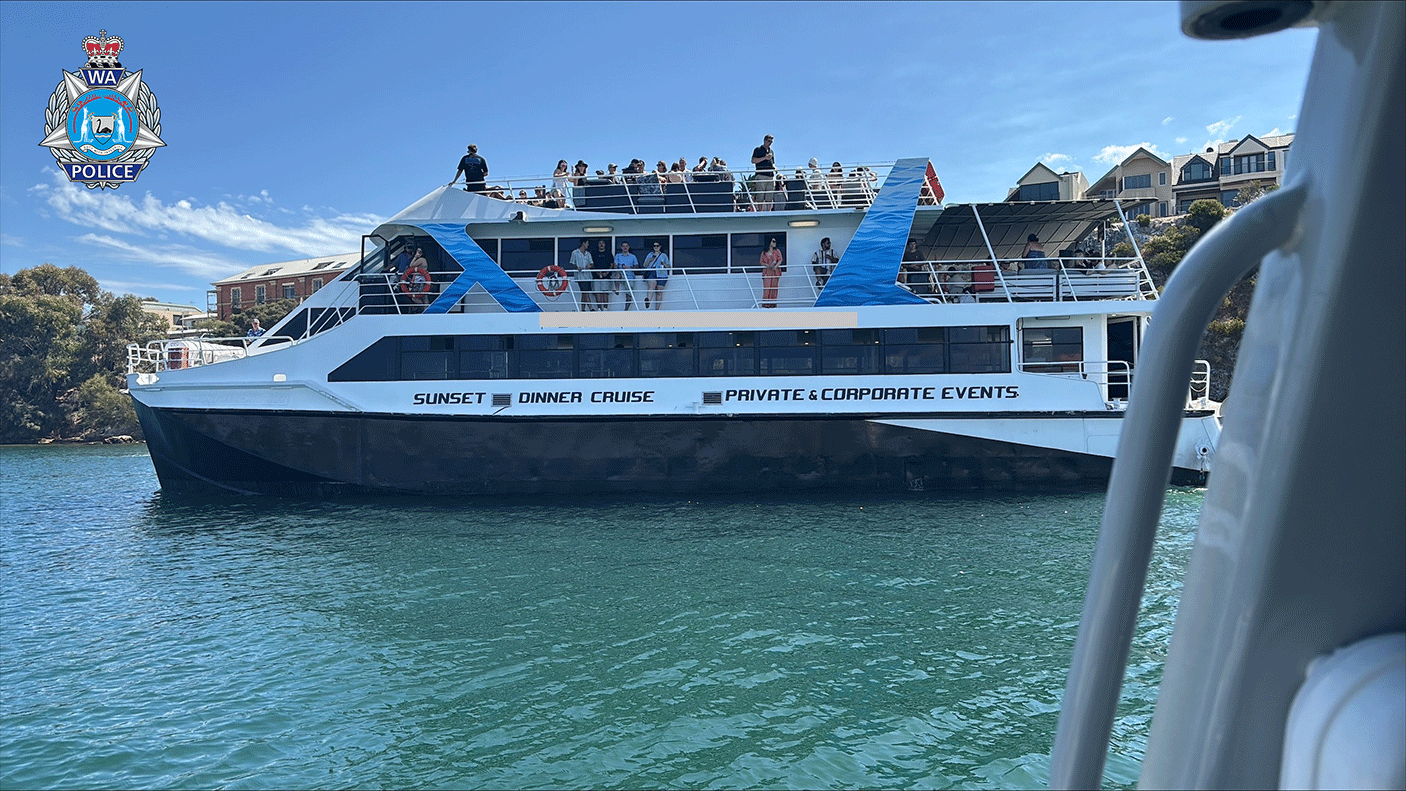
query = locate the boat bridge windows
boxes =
[328,326,1012,383]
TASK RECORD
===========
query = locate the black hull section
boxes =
[134,403,1136,496]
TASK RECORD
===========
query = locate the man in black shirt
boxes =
[454,144,489,192]
[751,134,776,210]
[590,239,614,310]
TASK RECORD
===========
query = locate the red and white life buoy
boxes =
[399,265,432,304]
[536,265,569,298]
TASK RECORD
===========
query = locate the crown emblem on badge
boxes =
[82,30,124,69]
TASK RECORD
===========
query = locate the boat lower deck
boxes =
[135,403,1213,496]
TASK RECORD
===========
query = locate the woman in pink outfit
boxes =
[760,237,784,308]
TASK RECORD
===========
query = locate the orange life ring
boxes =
[399,265,432,295]
[536,265,569,298]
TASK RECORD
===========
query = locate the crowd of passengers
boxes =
[451,136,937,212]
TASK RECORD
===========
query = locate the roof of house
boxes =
[211,252,359,287]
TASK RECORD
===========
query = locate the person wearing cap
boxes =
[453,144,489,192]
[606,163,620,184]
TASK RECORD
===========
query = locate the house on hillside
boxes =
[1005,163,1090,202]
[1086,147,1173,219]
[209,252,358,320]
[1172,133,1294,213]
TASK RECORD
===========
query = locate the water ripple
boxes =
[1,446,1200,789]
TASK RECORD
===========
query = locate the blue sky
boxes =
[0,1,1317,306]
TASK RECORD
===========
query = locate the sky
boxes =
[0,1,1318,308]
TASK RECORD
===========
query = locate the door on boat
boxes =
[1106,317,1138,400]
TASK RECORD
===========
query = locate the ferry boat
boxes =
[126,157,1221,495]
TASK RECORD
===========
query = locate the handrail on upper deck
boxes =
[447,161,923,215]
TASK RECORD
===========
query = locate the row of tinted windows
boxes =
[330,327,1012,382]
[477,232,788,276]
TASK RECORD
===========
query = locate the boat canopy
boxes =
[918,199,1137,263]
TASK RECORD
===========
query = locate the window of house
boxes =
[1159,202,1168,217]
[1122,174,1152,190]
[1268,151,1276,170]
[1017,181,1060,202]
[1158,172,1167,186]
[255,285,266,304]
[312,278,324,291]
[231,287,242,310]
[1232,153,1269,175]
[1182,161,1213,182]
[282,284,296,300]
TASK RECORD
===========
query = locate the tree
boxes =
[0,264,170,442]
[0,292,82,442]
[1234,180,1280,205]
[1186,199,1227,234]
[233,298,298,334]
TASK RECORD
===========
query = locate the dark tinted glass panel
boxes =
[950,342,1009,373]
[698,331,754,348]
[472,238,499,263]
[639,349,695,377]
[760,330,816,347]
[500,238,554,275]
[699,347,756,376]
[459,351,511,379]
[517,334,573,350]
[671,234,728,274]
[328,336,398,382]
[403,351,454,380]
[460,335,513,350]
[820,329,881,346]
[638,332,693,349]
[759,346,815,375]
[400,335,430,351]
[884,345,945,374]
[578,349,634,378]
[822,346,882,375]
[517,350,573,379]
[948,325,1008,344]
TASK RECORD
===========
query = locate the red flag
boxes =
[925,161,946,203]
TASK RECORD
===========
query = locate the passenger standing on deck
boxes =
[570,239,595,310]
[591,239,613,310]
[751,135,777,211]
[453,144,489,192]
[1022,234,1049,269]
[643,242,670,309]
[246,319,264,337]
[615,241,640,310]
[812,237,838,290]
[903,240,931,295]
[553,160,570,192]
[760,237,784,308]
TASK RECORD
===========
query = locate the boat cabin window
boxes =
[671,234,729,274]
[329,326,1011,383]
[500,238,555,276]
[1022,326,1084,373]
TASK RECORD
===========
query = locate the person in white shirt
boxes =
[569,239,596,310]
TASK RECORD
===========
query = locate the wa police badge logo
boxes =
[38,31,165,189]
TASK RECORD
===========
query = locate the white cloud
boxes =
[75,233,247,280]
[1265,127,1284,136]
[101,278,206,295]
[1040,152,1075,166]
[1175,137,1189,144]
[1162,116,1174,125]
[1093,142,1168,166]
[32,174,384,257]
[1206,116,1242,137]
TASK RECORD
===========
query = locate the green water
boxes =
[0,444,1200,789]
